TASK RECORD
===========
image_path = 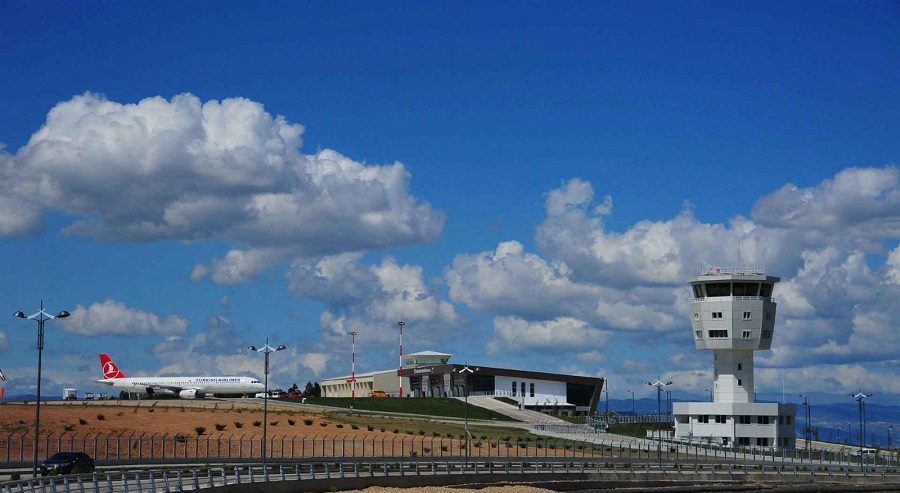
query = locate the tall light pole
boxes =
[799,393,811,451]
[627,389,635,415]
[457,364,476,464]
[647,379,673,461]
[248,339,286,473]
[349,331,357,403]
[850,391,873,460]
[397,321,405,397]
[14,301,70,477]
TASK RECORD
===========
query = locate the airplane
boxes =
[96,354,265,399]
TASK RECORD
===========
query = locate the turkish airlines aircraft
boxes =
[96,354,265,399]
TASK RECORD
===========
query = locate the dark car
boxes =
[39,451,95,476]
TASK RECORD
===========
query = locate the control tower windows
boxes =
[732,282,760,296]
[705,282,731,297]
[693,285,703,298]
[760,283,773,298]
[762,330,772,339]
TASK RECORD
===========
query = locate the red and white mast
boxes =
[397,321,405,397]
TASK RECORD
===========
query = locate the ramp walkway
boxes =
[458,395,571,424]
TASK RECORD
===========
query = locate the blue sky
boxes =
[0,2,897,405]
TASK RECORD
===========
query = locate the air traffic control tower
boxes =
[672,265,796,449]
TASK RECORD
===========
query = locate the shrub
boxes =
[174,434,188,442]
[380,427,386,432]
[405,430,414,435]
[320,422,327,427]
[252,421,262,427]
[418,430,425,435]
[234,422,244,428]
[304,419,313,426]
[270,421,278,426]
[78,418,87,425]
[432,432,441,437]
[148,408,154,413]
[441,446,449,452]
[96,414,105,421]
[63,424,75,431]
[367,425,374,431]
[215,423,226,431]
[423,447,431,453]
[288,419,296,426]
[393,429,399,434]
[335,424,343,428]
[195,426,206,435]
[351,424,359,430]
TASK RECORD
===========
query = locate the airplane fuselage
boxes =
[97,376,264,398]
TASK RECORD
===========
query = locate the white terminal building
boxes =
[320,350,604,416]
[673,265,796,449]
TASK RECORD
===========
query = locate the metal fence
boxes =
[5,458,900,493]
[2,431,896,468]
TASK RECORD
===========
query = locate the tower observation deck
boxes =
[673,264,796,449]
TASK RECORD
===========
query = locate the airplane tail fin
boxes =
[99,354,126,379]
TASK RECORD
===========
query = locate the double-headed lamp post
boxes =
[456,364,477,464]
[248,339,286,471]
[798,393,811,451]
[14,301,70,477]
[850,391,873,459]
[647,379,673,461]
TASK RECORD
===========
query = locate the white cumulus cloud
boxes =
[63,299,188,337]
[0,93,444,280]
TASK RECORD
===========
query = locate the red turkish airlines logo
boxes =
[103,361,124,379]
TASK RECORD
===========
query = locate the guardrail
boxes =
[4,458,900,493]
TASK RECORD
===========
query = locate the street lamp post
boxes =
[799,394,811,451]
[627,389,635,415]
[457,364,477,465]
[14,301,70,477]
[397,321,405,397]
[647,379,673,461]
[248,339,286,474]
[349,331,357,405]
[850,391,873,463]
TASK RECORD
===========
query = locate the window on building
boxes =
[757,416,769,425]
[711,312,723,319]
[521,382,525,397]
[693,312,700,321]
[738,437,750,446]
[786,416,792,425]
[742,330,751,339]
[709,330,728,338]
[715,415,727,423]
[695,330,703,339]
[530,383,535,397]
[737,379,742,386]
[759,283,773,298]
[512,381,516,396]
[705,282,731,297]
[743,311,751,320]
[738,415,751,424]
[778,415,784,424]
[762,330,772,339]
[693,285,703,298]
[737,363,742,371]
[733,282,760,296]
[756,438,769,447]
[765,312,772,320]
[698,415,709,423]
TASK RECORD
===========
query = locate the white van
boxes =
[851,448,877,457]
